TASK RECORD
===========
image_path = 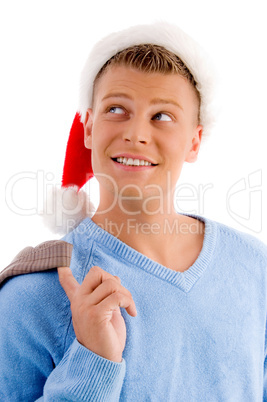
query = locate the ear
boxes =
[185,125,203,163]
[84,109,93,149]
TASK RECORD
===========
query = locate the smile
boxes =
[113,157,156,166]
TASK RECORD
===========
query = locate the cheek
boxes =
[162,137,191,183]
[90,123,106,150]
[166,137,188,160]
[90,124,113,166]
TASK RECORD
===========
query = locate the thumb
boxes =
[57,266,79,302]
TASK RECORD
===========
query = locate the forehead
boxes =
[93,65,198,107]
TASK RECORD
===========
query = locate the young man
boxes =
[1,22,267,401]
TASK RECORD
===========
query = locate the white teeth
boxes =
[115,157,152,166]
[126,158,134,166]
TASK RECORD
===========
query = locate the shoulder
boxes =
[0,269,69,326]
[218,220,266,254]
[206,216,267,267]
[1,267,60,299]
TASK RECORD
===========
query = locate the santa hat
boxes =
[43,21,216,234]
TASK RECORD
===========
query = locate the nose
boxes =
[123,118,151,145]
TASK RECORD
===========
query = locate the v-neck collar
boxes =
[76,214,217,293]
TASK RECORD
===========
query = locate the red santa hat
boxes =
[43,21,216,234]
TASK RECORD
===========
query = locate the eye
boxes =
[152,112,172,122]
[108,106,125,115]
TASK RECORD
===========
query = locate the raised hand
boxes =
[57,265,137,363]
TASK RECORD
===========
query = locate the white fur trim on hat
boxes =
[79,21,216,137]
[43,186,95,235]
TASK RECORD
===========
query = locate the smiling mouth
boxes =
[112,157,157,167]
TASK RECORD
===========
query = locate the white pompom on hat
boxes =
[43,21,216,234]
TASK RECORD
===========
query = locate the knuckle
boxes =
[114,275,121,284]
[112,290,125,303]
[105,278,119,291]
[111,282,132,300]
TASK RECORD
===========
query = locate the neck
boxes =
[92,188,178,238]
[91,192,204,271]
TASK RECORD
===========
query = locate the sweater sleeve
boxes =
[42,339,126,401]
[0,272,125,401]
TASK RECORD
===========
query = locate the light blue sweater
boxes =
[1,215,267,401]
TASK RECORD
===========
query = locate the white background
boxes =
[1,0,266,270]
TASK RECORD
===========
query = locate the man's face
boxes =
[84,65,202,206]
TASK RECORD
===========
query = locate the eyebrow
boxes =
[101,93,183,111]
[101,93,133,102]
[150,97,183,111]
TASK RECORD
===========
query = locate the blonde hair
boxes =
[93,44,200,122]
